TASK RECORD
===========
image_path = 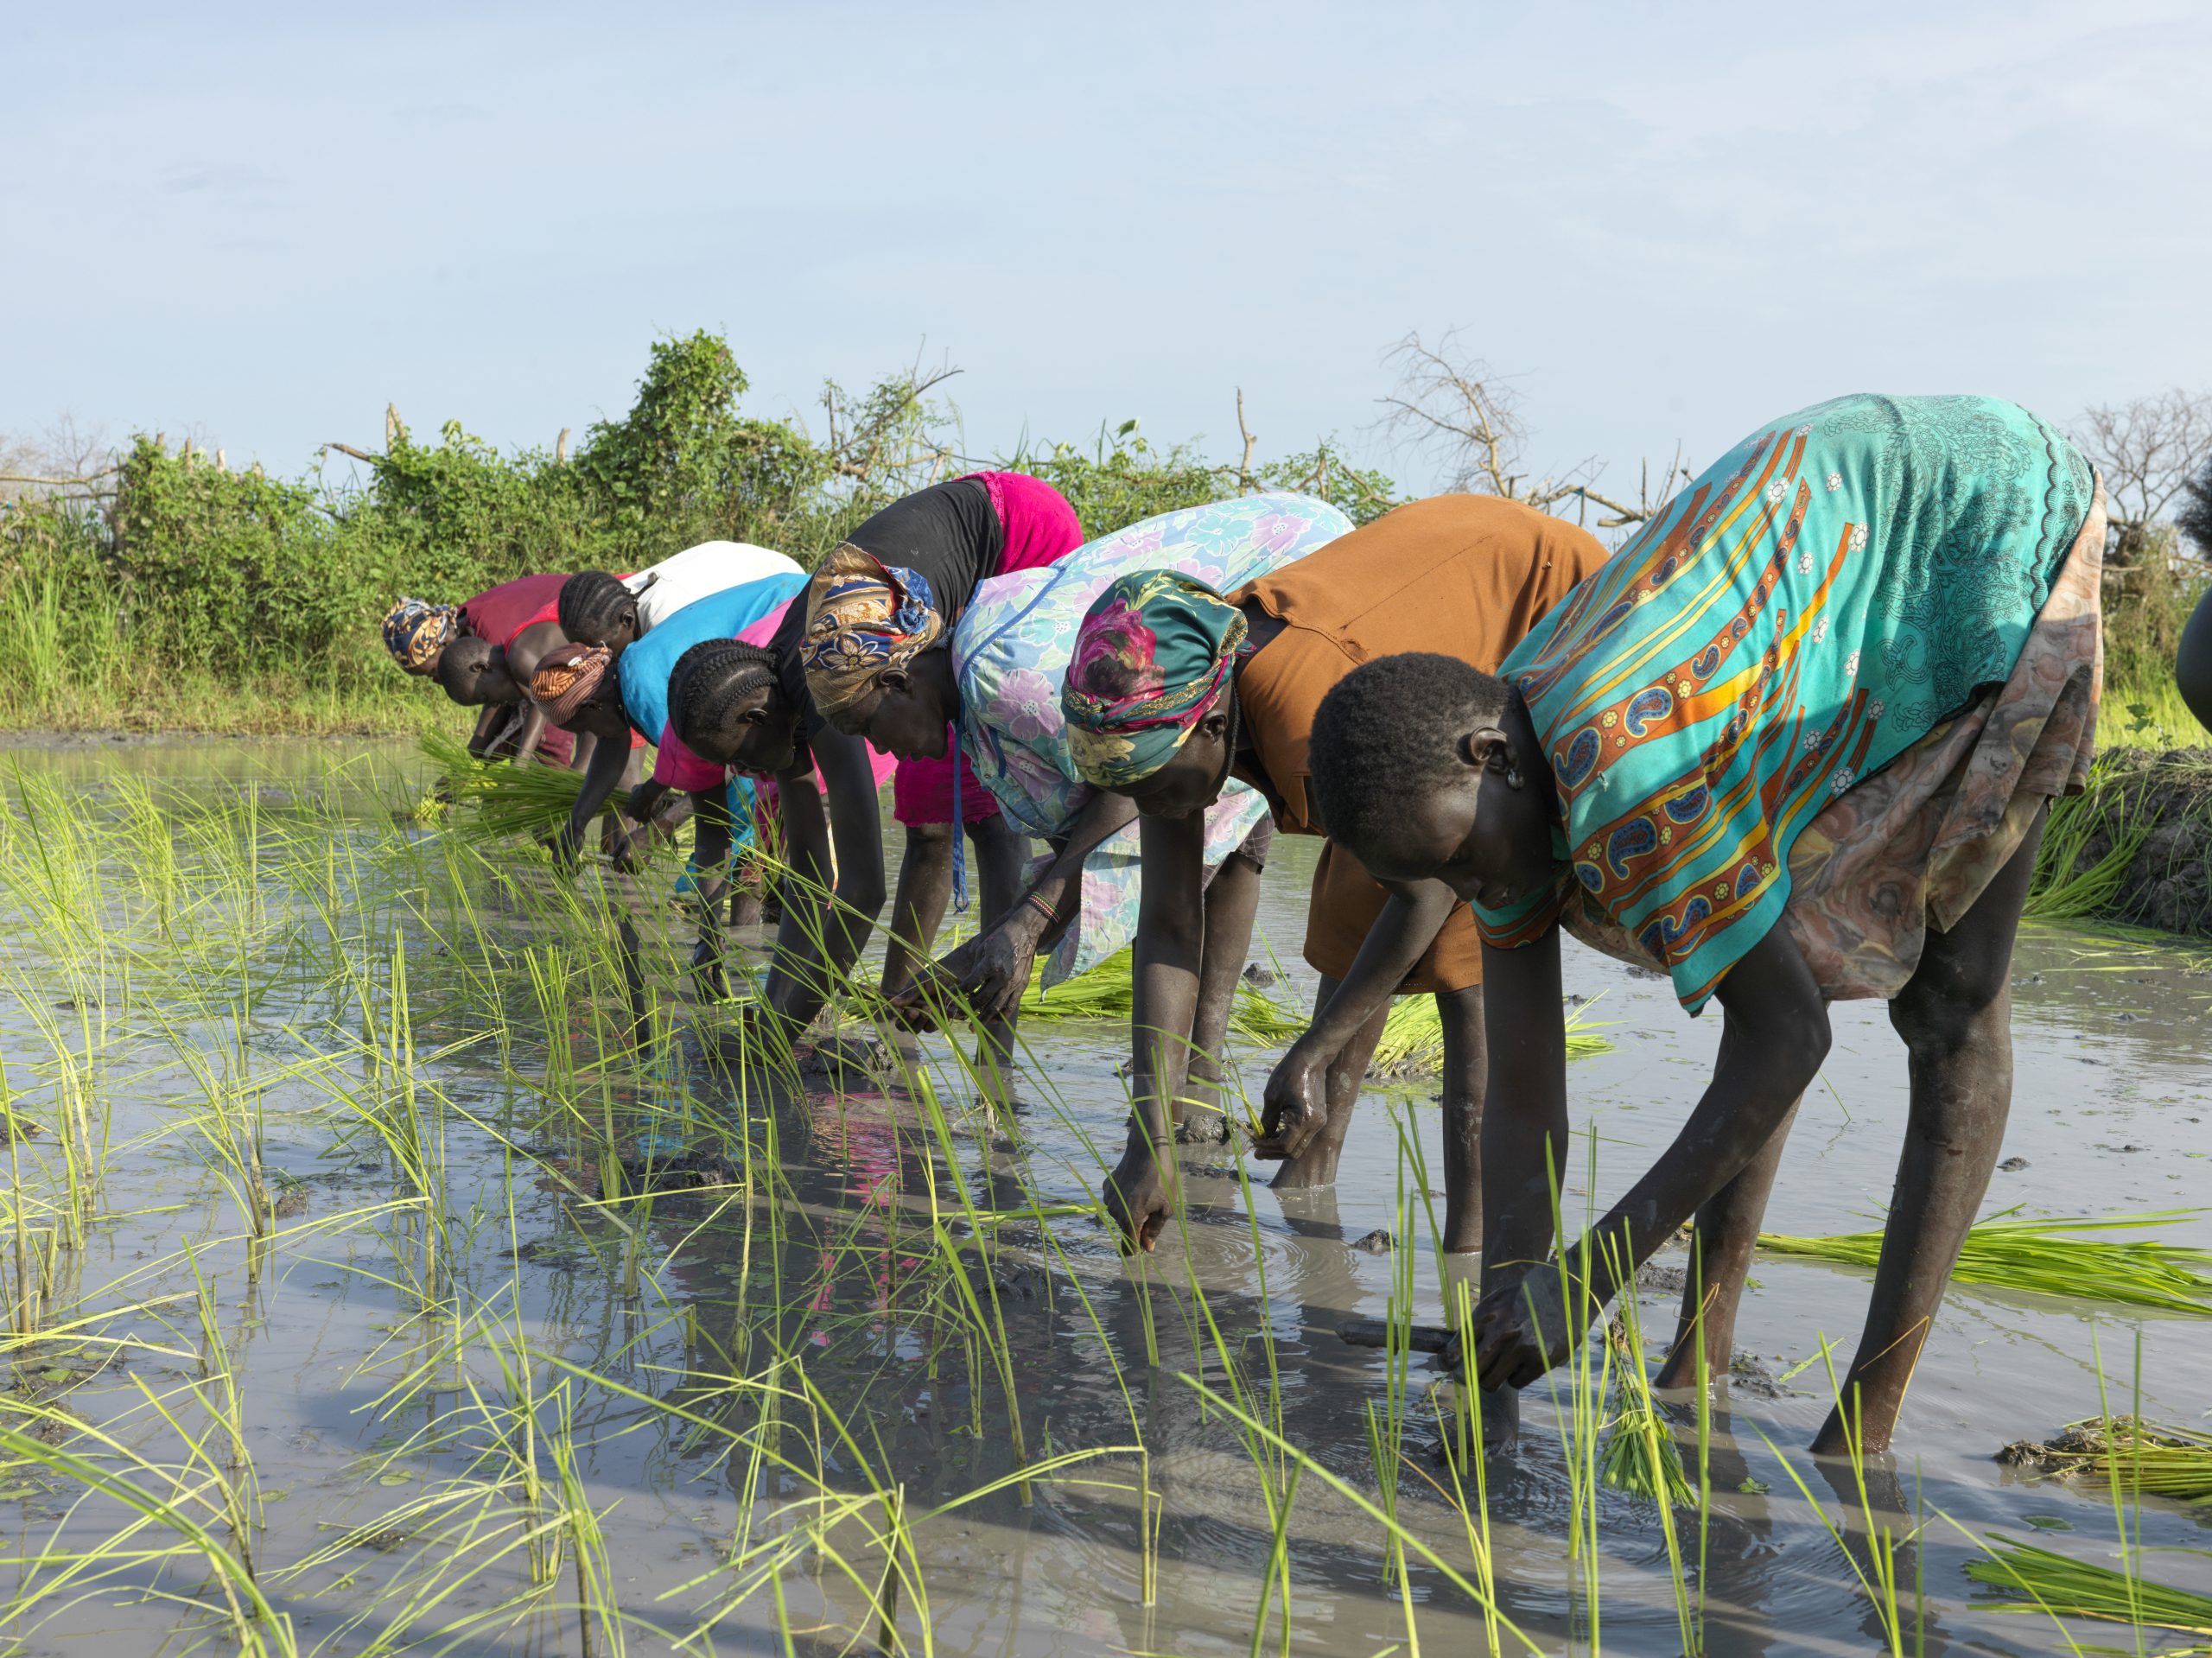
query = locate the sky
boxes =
[8,1,2209,499]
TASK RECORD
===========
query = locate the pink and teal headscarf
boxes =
[1062,570,1246,789]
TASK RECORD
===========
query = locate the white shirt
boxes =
[624,541,803,632]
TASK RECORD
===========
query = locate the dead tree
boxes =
[1375,329,1686,530]
[2074,389,2212,569]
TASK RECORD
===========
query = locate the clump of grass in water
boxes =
[1368,993,1613,1077]
[1760,1208,2212,1316]
[1999,1415,2212,1504]
[1019,948,1614,1070]
[1964,1537,2212,1636]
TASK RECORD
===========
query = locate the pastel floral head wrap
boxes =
[529,643,617,726]
[1062,571,1245,789]
[382,596,460,673]
[800,544,946,720]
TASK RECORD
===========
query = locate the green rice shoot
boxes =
[421,731,596,843]
[1999,1415,2212,1503]
[1964,1535,2212,1635]
[1760,1208,2212,1317]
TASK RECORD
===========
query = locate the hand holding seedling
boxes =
[888,914,1041,1032]
[1251,1045,1328,1159]
[690,937,730,1001]
[1103,1134,1179,1255]
[1446,1261,1576,1389]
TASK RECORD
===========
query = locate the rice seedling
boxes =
[1368,993,1615,1077]
[421,731,594,844]
[1963,1537,2212,1636]
[1999,1416,2212,1504]
[1759,1208,2212,1316]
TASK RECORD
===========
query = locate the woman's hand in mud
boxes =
[606,828,645,874]
[1445,1263,1575,1390]
[690,937,731,1001]
[1102,1142,1179,1255]
[889,918,1039,1030]
[1252,1044,1329,1160]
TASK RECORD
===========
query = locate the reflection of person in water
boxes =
[1311,396,2105,1458]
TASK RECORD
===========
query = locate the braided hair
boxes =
[1308,653,1510,853]
[668,638,781,755]
[558,570,638,644]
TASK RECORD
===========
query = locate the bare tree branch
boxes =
[2075,389,2212,564]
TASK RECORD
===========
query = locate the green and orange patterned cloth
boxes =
[1474,394,2096,1012]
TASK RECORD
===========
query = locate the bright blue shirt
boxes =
[619,570,806,863]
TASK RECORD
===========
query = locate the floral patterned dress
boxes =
[952,493,1354,984]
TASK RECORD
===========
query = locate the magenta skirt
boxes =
[893,732,1002,827]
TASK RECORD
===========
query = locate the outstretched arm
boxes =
[1464,923,1829,1389]
[758,727,887,1038]
[467,704,509,760]
[892,790,1139,1029]
[546,728,632,866]
[1253,878,1457,1159]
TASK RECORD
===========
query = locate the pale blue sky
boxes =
[10,2,2209,495]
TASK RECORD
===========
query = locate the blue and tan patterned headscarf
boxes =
[1063,570,1246,789]
[381,596,461,674]
[800,544,946,719]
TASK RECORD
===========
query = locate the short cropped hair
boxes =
[432,636,498,704]
[1308,652,1510,852]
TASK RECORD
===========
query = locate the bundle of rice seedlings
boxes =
[1997,1415,2212,1502]
[1597,1394,1697,1509]
[419,732,599,844]
[1367,994,1614,1077]
[1964,1535,2212,1635]
[1016,948,1305,1045]
[1759,1208,2212,1317]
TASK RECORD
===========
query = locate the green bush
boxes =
[0,331,1396,732]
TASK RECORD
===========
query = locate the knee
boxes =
[1890,950,2012,1055]
[1889,981,2003,1057]
[903,820,955,855]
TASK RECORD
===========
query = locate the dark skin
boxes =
[682,677,888,1050]
[2179,586,2212,735]
[435,624,570,766]
[1085,605,1486,1252]
[1352,689,2038,1454]
[826,648,1039,1067]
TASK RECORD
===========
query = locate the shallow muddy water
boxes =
[0,739,2207,1655]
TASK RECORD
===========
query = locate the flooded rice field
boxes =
[0,739,2208,1656]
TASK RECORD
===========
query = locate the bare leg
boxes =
[968,813,1028,1083]
[1810,806,2046,1457]
[1436,985,1485,1253]
[1182,830,1265,1136]
[1271,974,1389,1189]
[1655,1077,1802,1388]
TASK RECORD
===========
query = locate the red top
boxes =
[460,573,568,648]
